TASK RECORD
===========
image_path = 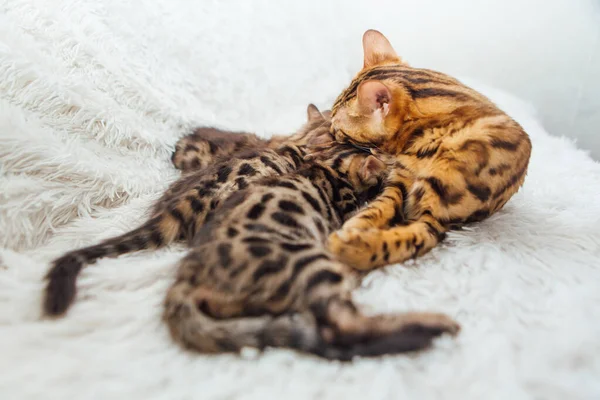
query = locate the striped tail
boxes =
[43,215,175,316]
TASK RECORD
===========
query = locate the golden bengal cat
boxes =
[311,29,532,271]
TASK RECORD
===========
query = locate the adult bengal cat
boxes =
[315,29,532,270]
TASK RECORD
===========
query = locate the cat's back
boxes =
[155,147,300,211]
[195,171,332,248]
[392,65,531,166]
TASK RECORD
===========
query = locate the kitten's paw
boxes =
[320,311,460,360]
[397,312,461,337]
[171,135,208,171]
[327,228,382,270]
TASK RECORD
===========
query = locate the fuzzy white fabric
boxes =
[1,1,600,399]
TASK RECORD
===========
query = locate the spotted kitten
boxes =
[43,105,332,316]
[171,107,332,173]
[164,139,459,361]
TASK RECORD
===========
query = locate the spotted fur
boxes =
[164,142,459,361]
[172,104,332,173]
[43,105,331,316]
[314,30,532,270]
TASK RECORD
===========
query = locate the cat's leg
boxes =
[327,167,458,270]
[172,127,268,172]
[336,167,414,231]
[328,211,447,270]
[166,248,460,359]
[306,295,460,360]
[328,156,502,269]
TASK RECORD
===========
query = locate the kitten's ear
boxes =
[306,103,323,122]
[359,155,387,184]
[363,29,401,68]
[357,80,391,116]
[321,109,332,120]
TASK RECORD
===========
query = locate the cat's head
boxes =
[329,30,415,152]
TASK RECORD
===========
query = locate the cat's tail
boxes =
[43,213,180,317]
[164,288,460,361]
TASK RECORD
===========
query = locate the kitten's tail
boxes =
[43,214,179,317]
[164,290,459,361]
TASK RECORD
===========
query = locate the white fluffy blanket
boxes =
[1,1,599,399]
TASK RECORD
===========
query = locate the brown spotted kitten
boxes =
[43,105,331,316]
[164,138,459,361]
[171,106,332,173]
[315,30,532,270]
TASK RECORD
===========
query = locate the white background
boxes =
[1,1,600,399]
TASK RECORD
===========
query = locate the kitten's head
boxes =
[329,30,413,151]
[342,150,388,196]
[313,138,389,195]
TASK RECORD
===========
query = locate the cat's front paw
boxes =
[327,228,383,270]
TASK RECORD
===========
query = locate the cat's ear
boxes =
[363,29,401,68]
[359,155,387,184]
[357,80,391,117]
[306,104,323,122]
